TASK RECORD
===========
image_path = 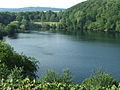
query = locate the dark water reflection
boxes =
[4,31,120,83]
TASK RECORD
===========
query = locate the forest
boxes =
[0,0,120,39]
[0,11,62,37]
[59,0,120,32]
[0,0,120,89]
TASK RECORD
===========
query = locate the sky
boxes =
[0,0,86,9]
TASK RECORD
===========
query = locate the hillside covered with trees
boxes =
[0,11,62,38]
[0,0,120,89]
[58,0,120,32]
[0,0,120,39]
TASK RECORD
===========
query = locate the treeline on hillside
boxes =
[1,0,120,39]
[0,11,62,38]
[0,11,60,24]
[15,11,60,22]
[59,0,120,32]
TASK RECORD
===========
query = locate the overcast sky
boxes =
[0,0,86,8]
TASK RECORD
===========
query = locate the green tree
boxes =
[0,63,10,80]
[7,67,23,82]
[81,69,117,88]
[116,21,120,32]
[59,0,120,32]
[4,21,19,35]
[0,41,38,79]
[40,69,73,84]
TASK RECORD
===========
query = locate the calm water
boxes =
[4,31,120,83]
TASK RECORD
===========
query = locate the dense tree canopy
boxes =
[0,0,120,38]
[0,41,38,79]
[59,0,120,32]
[0,0,120,88]
[0,11,61,37]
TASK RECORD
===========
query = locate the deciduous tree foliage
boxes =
[0,11,61,36]
[0,41,38,79]
[59,0,120,32]
[0,0,120,37]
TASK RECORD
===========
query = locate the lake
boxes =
[4,31,120,83]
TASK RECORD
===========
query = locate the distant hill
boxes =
[0,7,65,12]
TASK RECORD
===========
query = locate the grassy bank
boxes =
[33,22,60,25]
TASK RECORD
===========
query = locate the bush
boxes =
[41,69,59,83]
[0,63,23,84]
[7,67,23,82]
[0,41,38,79]
[0,63,10,80]
[81,69,118,88]
[40,69,73,84]
[0,78,120,90]
[60,69,73,84]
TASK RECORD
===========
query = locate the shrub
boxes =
[0,41,38,79]
[0,63,10,80]
[41,69,59,83]
[40,69,73,84]
[0,78,120,90]
[7,67,23,82]
[0,64,23,84]
[81,70,118,88]
[60,69,73,84]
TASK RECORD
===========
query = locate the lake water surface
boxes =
[4,31,120,83]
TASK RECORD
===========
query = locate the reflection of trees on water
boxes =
[57,30,120,43]
[0,31,3,40]
[8,33,19,39]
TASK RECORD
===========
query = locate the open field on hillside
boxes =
[33,22,60,25]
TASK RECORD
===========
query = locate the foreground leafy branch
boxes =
[0,41,38,79]
[0,78,120,90]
